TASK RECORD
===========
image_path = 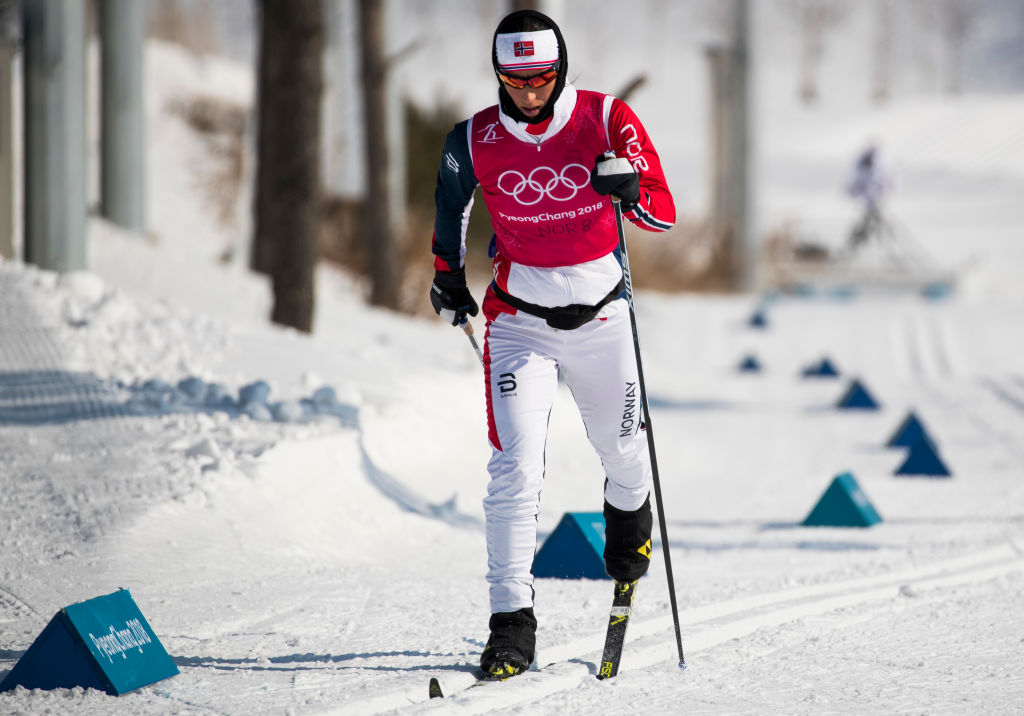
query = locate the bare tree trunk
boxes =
[704,0,755,291]
[798,4,824,103]
[0,0,16,260]
[942,0,979,95]
[253,0,323,332]
[871,0,893,104]
[358,0,399,309]
[791,0,846,105]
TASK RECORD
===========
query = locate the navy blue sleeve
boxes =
[432,121,479,272]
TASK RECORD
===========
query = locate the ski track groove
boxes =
[886,313,909,380]
[148,687,233,716]
[928,311,953,378]
[361,542,1024,714]
[904,315,925,379]
[0,269,187,555]
[901,309,952,382]
[913,310,950,380]
[981,378,1024,417]
[0,585,44,624]
[954,379,1024,467]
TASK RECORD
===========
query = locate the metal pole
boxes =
[99,0,145,232]
[461,320,483,366]
[0,3,16,260]
[613,200,686,669]
[23,0,86,272]
[732,0,756,291]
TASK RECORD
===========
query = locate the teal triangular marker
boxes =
[0,612,110,694]
[802,472,882,527]
[533,512,610,580]
[0,589,178,695]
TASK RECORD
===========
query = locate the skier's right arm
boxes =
[430,121,480,326]
[432,121,478,271]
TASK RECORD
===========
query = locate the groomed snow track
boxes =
[349,542,1024,713]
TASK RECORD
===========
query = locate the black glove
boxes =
[590,153,640,211]
[430,267,479,326]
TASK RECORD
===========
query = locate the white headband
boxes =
[495,30,559,72]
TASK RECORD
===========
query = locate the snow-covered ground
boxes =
[3,16,1024,716]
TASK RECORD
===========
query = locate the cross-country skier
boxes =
[845,143,891,250]
[428,9,676,679]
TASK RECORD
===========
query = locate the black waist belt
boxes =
[490,278,625,331]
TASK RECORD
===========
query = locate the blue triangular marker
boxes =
[533,512,610,580]
[802,472,882,527]
[836,378,880,410]
[886,411,935,449]
[747,309,768,329]
[738,354,762,373]
[802,357,840,378]
[894,438,952,477]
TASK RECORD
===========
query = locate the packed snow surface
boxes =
[3,20,1024,716]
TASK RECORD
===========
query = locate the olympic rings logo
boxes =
[497,163,591,205]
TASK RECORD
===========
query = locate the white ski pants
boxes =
[483,298,651,613]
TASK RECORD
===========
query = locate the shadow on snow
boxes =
[0,370,358,428]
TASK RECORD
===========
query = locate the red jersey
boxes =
[432,85,675,312]
[471,90,619,268]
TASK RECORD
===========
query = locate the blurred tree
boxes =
[941,0,981,94]
[705,0,755,291]
[358,0,400,309]
[252,0,323,332]
[23,0,87,273]
[785,0,847,104]
[0,0,16,260]
[100,0,146,233]
[870,0,894,104]
[147,0,218,56]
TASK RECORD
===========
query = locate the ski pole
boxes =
[612,198,687,670]
[460,319,484,366]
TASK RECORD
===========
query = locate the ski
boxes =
[429,581,638,698]
[427,669,513,699]
[596,578,639,680]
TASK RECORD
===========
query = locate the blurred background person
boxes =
[844,142,892,251]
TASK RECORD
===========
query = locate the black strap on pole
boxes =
[613,200,686,669]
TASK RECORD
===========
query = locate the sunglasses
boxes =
[497,68,559,90]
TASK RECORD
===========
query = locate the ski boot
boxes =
[479,606,536,680]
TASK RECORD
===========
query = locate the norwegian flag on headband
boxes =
[513,40,534,57]
[496,29,558,71]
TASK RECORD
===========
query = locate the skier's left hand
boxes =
[590,154,640,211]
